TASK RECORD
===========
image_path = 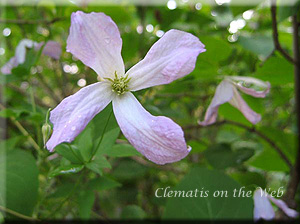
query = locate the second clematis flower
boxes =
[253,188,299,221]
[199,76,271,126]
[46,11,206,165]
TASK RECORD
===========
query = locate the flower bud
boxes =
[42,123,52,147]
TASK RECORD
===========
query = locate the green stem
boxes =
[0,205,39,221]
[89,110,113,161]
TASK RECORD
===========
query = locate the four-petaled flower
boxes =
[1,39,61,74]
[199,76,271,126]
[46,11,206,165]
[253,188,298,221]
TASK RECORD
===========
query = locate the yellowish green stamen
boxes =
[105,71,131,95]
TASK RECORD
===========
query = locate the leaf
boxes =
[254,55,294,85]
[96,127,120,157]
[191,36,232,80]
[89,176,121,191]
[278,0,300,22]
[238,35,274,59]
[0,136,24,151]
[216,130,240,144]
[55,144,84,164]
[204,143,254,169]
[48,164,84,178]
[78,190,95,220]
[230,172,267,191]
[163,167,253,219]
[85,156,111,176]
[103,144,141,158]
[121,205,146,220]
[0,149,39,217]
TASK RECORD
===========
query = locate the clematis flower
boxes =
[253,188,299,221]
[1,39,61,75]
[46,11,206,165]
[199,76,270,126]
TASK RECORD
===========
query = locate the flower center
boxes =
[106,71,131,95]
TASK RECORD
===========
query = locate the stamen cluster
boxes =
[106,71,131,95]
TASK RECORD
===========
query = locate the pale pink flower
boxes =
[199,76,270,126]
[1,39,61,74]
[46,11,206,165]
[253,188,299,221]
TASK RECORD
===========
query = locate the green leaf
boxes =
[230,172,267,191]
[216,130,240,144]
[104,144,141,158]
[163,167,253,219]
[96,127,120,157]
[85,156,111,175]
[191,36,232,80]
[48,164,84,178]
[121,205,146,220]
[238,35,274,59]
[204,143,254,169]
[247,144,290,172]
[0,149,39,217]
[78,190,95,220]
[254,56,294,85]
[278,0,300,22]
[55,144,84,164]
[89,176,121,191]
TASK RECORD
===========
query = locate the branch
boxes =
[184,120,293,169]
[0,205,39,221]
[0,17,64,25]
[286,14,300,208]
[271,0,297,65]
[0,103,41,153]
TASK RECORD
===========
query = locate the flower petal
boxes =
[67,11,124,78]
[112,92,190,165]
[1,57,18,74]
[46,82,114,151]
[228,76,271,98]
[229,87,261,124]
[126,29,205,91]
[1,39,61,74]
[253,189,275,221]
[268,196,299,218]
[198,80,234,126]
[15,39,36,64]
[38,41,62,60]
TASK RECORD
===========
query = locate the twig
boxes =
[184,120,293,169]
[0,17,64,25]
[0,205,39,221]
[271,0,297,65]
[286,14,300,208]
[0,103,41,153]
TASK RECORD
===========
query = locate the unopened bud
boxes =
[42,108,52,148]
[42,123,52,147]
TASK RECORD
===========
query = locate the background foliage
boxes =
[0,0,299,221]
